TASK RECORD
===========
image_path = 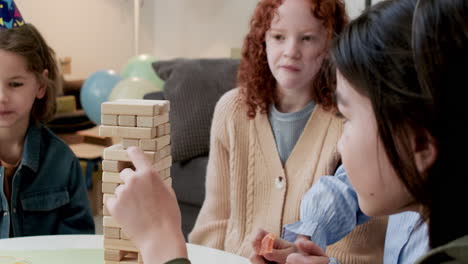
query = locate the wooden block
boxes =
[103,171,123,184]
[122,138,139,149]
[159,168,167,179]
[116,126,157,139]
[102,182,119,194]
[103,216,121,228]
[103,204,110,216]
[105,261,139,264]
[163,177,172,187]
[121,252,143,264]
[156,145,171,161]
[153,155,172,172]
[104,238,138,251]
[101,114,118,126]
[158,100,170,113]
[102,100,159,116]
[160,167,171,179]
[137,113,169,128]
[126,252,137,258]
[105,257,142,264]
[116,99,170,114]
[104,249,125,261]
[104,227,121,239]
[104,144,157,162]
[156,124,166,137]
[139,135,171,151]
[118,115,136,127]
[99,126,156,139]
[105,250,143,264]
[102,160,133,172]
[99,126,114,137]
[164,123,171,135]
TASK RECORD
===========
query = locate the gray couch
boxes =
[145,58,240,237]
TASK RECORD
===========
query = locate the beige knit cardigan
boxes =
[189,89,387,263]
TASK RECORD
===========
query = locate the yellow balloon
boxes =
[109,77,161,101]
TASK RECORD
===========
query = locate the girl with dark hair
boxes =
[332,0,468,263]
[250,1,429,264]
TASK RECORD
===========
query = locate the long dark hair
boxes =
[332,0,427,226]
[333,0,468,249]
[412,0,468,248]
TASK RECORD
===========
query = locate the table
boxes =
[0,235,249,264]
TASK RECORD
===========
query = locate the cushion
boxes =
[152,58,240,162]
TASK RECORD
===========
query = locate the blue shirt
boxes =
[283,165,429,264]
[0,122,95,238]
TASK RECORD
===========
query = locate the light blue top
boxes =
[283,165,429,264]
[268,101,315,165]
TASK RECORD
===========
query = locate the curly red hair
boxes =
[238,0,348,118]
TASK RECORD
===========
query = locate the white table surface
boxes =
[0,235,249,264]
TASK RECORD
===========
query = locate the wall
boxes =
[16,0,155,79]
[152,0,366,60]
[14,0,369,79]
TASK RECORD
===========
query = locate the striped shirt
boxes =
[283,165,429,264]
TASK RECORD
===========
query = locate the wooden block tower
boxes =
[99,99,172,264]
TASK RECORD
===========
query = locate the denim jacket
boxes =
[0,122,95,238]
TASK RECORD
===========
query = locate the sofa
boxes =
[145,58,240,237]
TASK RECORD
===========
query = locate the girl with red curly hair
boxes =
[189,0,387,262]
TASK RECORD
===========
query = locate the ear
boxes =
[413,130,438,173]
[36,69,48,99]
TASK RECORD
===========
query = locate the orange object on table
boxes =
[259,233,276,255]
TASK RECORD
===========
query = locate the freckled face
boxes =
[265,0,328,95]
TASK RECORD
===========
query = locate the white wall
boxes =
[152,0,366,60]
[14,0,369,79]
[16,0,155,79]
[152,0,258,59]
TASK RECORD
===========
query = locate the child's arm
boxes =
[283,165,370,250]
[58,157,95,234]
[106,147,188,264]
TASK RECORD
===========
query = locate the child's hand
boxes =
[105,146,187,264]
[285,236,329,264]
[249,228,298,264]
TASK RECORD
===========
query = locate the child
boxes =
[188,0,387,261]
[268,0,468,263]
[251,1,430,263]
[106,0,468,263]
[333,0,467,262]
[0,1,94,238]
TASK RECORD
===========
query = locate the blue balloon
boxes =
[80,70,122,124]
